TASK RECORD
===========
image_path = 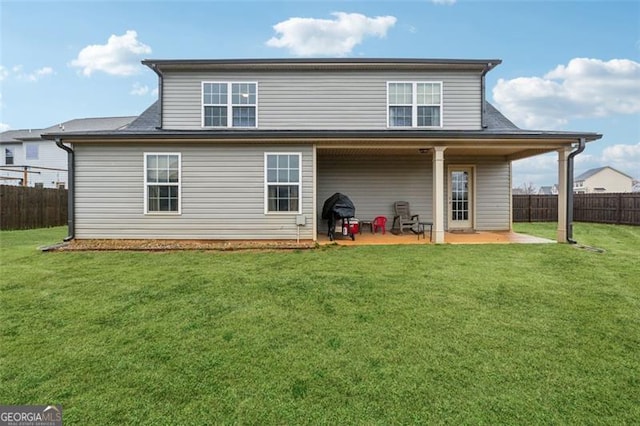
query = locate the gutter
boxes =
[147,63,164,129]
[55,138,74,241]
[566,137,586,244]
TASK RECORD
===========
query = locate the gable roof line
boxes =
[575,166,635,181]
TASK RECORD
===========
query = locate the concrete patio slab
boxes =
[317,230,554,245]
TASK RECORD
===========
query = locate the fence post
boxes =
[617,193,622,224]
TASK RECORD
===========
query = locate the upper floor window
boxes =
[203,82,257,128]
[387,82,442,128]
[5,148,14,165]
[144,153,181,214]
[26,144,39,160]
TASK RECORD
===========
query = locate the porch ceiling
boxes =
[317,145,558,160]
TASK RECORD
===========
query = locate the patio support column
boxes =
[557,147,571,242]
[432,147,446,244]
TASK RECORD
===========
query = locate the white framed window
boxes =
[264,153,301,214]
[202,82,257,128]
[387,81,442,128]
[144,153,181,214]
[5,148,14,165]
[26,144,39,160]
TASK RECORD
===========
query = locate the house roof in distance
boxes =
[0,116,137,144]
[575,166,635,181]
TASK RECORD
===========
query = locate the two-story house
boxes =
[44,58,601,243]
[574,166,634,193]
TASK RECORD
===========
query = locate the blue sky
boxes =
[1,0,639,187]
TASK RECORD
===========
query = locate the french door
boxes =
[448,166,473,230]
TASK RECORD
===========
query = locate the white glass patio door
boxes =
[448,167,473,229]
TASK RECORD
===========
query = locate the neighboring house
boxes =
[538,184,558,195]
[574,166,634,193]
[1,116,135,188]
[44,58,601,243]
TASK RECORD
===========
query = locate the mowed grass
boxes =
[1,224,639,424]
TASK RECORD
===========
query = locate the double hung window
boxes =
[5,148,14,165]
[203,82,257,128]
[144,153,181,214]
[26,144,39,160]
[265,153,301,213]
[388,82,442,128]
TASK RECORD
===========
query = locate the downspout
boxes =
[55,138,74,241]
[148,63,164,129]
[480,62,494,129]
[566,137,586,244]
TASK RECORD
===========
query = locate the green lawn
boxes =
[1,224,639,424]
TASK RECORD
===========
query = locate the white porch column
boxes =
[432,147,446,244]
[557,147,571,243]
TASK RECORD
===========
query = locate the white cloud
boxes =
[1,65,54,82]
[18,66,54,82]
[130,82,150,96]
[70,30,152,76]
[493,58,640,129]
[431,0,456,4]
[0,123,10,132]
[601,142,640,177]
[266,12,397,56]
[512,153,559,187]
[151,87,159,97]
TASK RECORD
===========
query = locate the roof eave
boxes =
[142,58,503,73]
[43,129,602,143]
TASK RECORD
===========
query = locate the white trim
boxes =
[143,152,182,215]
[312,144,317,241]
[264,152,302,215]
[447,165,474,230]
[386,81,443,128]
[202,81,258,128]
[508,161,513,231]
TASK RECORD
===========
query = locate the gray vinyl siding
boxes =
[473,160,511,230]
[163,71,481,130]
[74,143,314,240]
[444,158,511,231]
[317,153,433,231]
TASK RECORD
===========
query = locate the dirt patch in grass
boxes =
[52,238,317,251]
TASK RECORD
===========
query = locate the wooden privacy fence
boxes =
[0,185,68,230]
[513,193,640,225]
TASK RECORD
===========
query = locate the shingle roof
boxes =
[0,129,44,143]
[126,101,160,131]
[575,166,635,181]
[1,116,136,144]
[42,116,136,133]
[484,102,519,130]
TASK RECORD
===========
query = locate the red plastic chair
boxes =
[372,216,387,234]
